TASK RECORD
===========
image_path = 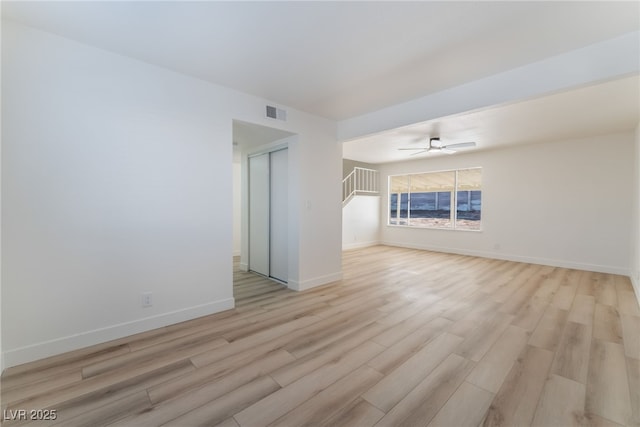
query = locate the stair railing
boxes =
[342,167,379,205]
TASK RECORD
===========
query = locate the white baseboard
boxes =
[381,241,630,276]
[288,271,343,291]
[342,240,380,251]
[2,297,235,370]
[239,262,249,272]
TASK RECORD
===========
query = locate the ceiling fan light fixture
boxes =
[398,136,476,156]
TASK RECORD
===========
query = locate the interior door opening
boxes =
[232,119,295,287]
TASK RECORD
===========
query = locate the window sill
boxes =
[386,224,483,232]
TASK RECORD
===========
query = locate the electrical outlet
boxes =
[141,292,153,307]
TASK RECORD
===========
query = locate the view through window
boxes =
[389,168,482,230]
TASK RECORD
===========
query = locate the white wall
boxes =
[343,159,376,178]
[1,21,341,368]
[342,196,380,250]
[379,132,635,275]
[233,161,241,256]
[292,132,343,291]
[0,15,3,370]
[632,123,640,302]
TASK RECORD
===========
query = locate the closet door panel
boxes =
[248,153,269,276]
[269,149,288,282]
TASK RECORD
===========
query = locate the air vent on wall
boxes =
[266,105,287,121]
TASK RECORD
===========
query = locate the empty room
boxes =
[1,1,639,426]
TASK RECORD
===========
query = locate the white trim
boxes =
[239,262,249,272]
[386,224,483,232]
[342,241,380,251]
[288,272,343,291]
[381,241,630,276]
[2,298,235,369]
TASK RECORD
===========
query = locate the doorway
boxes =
[232,120,295,286]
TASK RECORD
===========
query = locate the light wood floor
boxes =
[2,245,639,426]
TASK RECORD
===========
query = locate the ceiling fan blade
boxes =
[398,147,427,151]
[442,141,476,149]
[410,150,429,156]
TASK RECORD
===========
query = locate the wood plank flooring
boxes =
[1,245,639,426]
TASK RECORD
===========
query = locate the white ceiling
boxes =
[344,75,640,164]
[3,1,638,164]
[3,1,638,121]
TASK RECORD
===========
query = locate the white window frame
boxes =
[388,167,482,231]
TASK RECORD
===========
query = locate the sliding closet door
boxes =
[248,149,288,282]
[248,153,269,276]
[269,149,288,282]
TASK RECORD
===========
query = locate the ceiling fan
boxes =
[399,137,476,155]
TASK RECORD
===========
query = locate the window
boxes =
[388,168,482,230]
[389,175,409,225]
